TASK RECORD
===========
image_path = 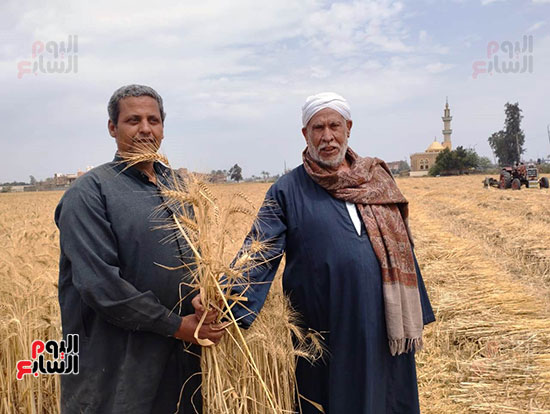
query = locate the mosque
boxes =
[409,99,453,176]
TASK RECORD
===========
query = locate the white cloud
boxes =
[310,66,331,79]
[461,34,481,49]
[416,29,450,54]
[302,1,411,55]
[2,1,549,181]
[527,21,546,32]
[425,62,455,73]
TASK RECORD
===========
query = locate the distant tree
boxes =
[429,146,479,176]
[261,171,270,181]
[429,149,449,176]
[397,161,410,172]
[477,156,494,171]
[455,146,479,170]
[29,175,37,185]
[0,181,27,186]
[228,164,243,182]
[488,102,525,166]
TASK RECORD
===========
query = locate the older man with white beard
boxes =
[227,92,435,413]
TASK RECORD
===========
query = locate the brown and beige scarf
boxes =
[302,147,423,355]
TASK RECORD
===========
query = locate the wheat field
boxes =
[1,175,549,413]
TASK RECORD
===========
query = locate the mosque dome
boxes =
[426,140,445,152]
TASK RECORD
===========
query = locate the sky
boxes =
[1,0,549,182]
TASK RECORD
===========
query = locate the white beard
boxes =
[307,138,348,169]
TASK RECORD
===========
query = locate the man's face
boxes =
[108,96,164,154]
[302,108,352,169]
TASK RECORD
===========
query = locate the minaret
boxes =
[442,97,452,150]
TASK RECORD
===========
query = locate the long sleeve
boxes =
[55,181,182,337]
[230,185,287,328]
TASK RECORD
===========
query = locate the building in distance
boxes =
[410,99,453,176]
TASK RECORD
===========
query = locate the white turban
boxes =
[301,92,351,127]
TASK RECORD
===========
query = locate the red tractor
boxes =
[484,163,549,190]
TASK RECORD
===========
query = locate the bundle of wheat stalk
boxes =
[120,145,320,414]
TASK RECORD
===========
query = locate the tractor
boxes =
[483,163,549,190]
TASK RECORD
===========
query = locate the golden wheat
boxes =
[402,175,550,413]
[0,192,62,414]
[2,174,550,413]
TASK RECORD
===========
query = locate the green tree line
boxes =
[429,146,492,176]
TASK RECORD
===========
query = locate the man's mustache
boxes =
[318,142,340,150]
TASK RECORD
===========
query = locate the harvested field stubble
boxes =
[400,175,550,413]
[1,175,549,413]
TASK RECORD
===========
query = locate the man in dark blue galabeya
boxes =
[55,85,222,413]
[225,92,436,414]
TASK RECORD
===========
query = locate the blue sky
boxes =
[1,0,549,181]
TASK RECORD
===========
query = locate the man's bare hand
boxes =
[191,293,220,324]
[173,314,225,346]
